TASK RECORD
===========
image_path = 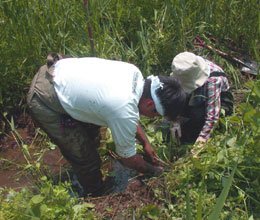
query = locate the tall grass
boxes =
[0,0,259,113]
[1,1,260,218]
[0,0,86,113]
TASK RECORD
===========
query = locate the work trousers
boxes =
[26,64,103,196]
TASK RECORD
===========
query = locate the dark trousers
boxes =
[180,104,206,144]
[27,65,103,196]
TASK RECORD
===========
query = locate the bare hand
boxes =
[195,136,206,144]
[191,137,207,158]
[143,145,161,165]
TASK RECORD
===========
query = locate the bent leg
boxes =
[27,94,103,196]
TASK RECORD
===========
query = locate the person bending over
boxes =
[170,52,233,147]
[27,53,186,197]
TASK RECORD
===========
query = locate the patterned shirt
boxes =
[198,59,230,139]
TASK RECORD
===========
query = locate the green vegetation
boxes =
[0,177,98,220]
[0,0,260,219]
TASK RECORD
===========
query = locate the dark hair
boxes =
[46,52,72,68]
[144,76,186,121]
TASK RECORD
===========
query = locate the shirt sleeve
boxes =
[107,116,138,158]
[199,77,224,139]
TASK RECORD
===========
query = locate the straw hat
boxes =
[170,52,210,93]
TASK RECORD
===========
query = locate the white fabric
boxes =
[171,52,210,93]
[147,75,164,116]
[53,57,144,158]
[171,122,181,138]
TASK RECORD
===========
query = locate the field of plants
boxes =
[0,0,260,219]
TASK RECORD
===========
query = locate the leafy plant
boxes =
[1,0,260,219]
[0,176,98,220]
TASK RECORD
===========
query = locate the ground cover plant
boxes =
[0,0,260,219]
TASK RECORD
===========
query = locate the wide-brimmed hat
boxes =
[170,52,210,93]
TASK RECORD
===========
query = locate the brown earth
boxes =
[0,114,69,190]
[0,113,161,218]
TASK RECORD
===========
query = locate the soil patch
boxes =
[0,113,160,218]
[0,113,68,190]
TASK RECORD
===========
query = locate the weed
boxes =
[1,0,260,219]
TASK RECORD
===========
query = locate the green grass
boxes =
[1,0,260,219]
[0,0,259,112]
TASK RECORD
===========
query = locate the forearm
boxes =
[120,154,157,174]
[136,122,159,163]
[199,79,221,140]
[136,122,150,148]
[199,117,218,139]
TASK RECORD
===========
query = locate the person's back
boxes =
[53,57,144,126]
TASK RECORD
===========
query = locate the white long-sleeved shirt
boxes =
[53,57,144,158]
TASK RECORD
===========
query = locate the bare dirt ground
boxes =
[0,113,161,218]
[0,114,68,190]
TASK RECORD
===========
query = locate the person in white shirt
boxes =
[27,53,186,197]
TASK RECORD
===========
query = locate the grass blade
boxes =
[195,188,203,220]
[208,163,237,220]
[186,167,192,220]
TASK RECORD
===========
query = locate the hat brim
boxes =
[170,54,210,93]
